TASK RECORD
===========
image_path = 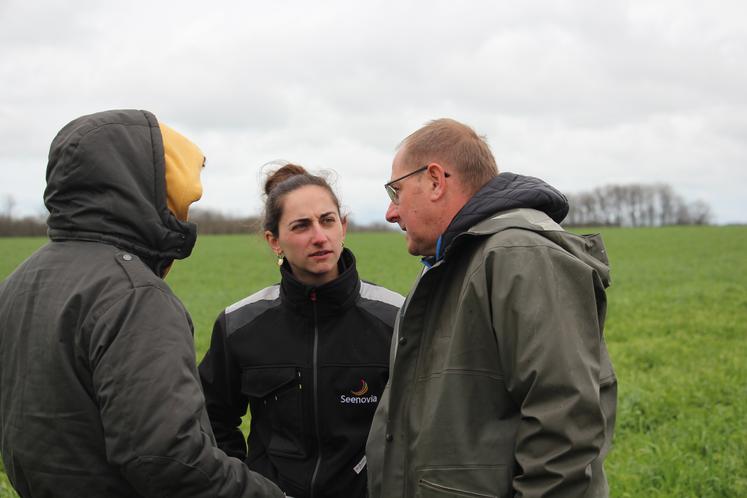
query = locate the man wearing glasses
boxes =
[367,118,617,498]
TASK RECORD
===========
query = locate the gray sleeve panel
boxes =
[359,281,405,308]
[224,285,281,336]
[358,282,405,328]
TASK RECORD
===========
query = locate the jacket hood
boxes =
[44,109,198,276]
[470,208,611,287]
[434,172,568,261]
[428,173,610,287]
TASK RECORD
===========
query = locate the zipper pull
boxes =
[309,290,317,302]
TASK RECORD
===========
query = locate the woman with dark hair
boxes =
[199,164,403,498]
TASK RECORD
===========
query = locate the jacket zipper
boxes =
[309,289,322,498]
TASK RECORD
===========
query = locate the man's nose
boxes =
[385,202,399,224]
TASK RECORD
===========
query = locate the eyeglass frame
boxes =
[384,165,450,204]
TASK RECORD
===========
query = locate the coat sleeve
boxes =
[488,244,607,498]
[198,311,251,460]
[89,286,284,498]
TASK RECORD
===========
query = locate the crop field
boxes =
[1,226,745,497]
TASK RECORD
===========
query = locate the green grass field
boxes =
[1,227,745,497]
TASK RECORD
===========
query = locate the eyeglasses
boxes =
[384,166,450,204]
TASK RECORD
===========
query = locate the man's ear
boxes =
[426,163,448,201]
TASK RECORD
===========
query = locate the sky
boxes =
[1,0,745,225]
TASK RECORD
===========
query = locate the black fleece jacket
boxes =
[199,249,404,498]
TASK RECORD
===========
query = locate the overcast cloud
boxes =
[1,0,745,224]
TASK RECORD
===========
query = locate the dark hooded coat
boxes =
[0,110,283,497]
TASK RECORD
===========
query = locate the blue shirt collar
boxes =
[420,234,444,268]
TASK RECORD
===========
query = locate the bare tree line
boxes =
[0,195,47,236]
[188,209,262,234]
[0,198,395,236]
[189,209,395,233]
[1,184,712,236]
[564,183,712,227]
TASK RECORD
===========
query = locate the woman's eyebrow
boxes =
[287,217,311,226]
[288,212,337,226]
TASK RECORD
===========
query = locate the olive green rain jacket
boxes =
[366,173,617,498]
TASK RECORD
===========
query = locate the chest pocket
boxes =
[241,366,307,459]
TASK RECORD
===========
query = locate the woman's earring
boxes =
[277,252,284,267]
[341,240,345,247]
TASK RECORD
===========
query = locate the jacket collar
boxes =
[423,172,569,266]
[279,248,360,318]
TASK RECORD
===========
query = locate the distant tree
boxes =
[564,183,712,227]
[687,200,712,225]
[2,194,15,219]
[346,218,397,232]
[0,194,47,236]
[189,208,261,235]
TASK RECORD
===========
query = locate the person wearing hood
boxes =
[366,118,617,498]
[0,109,284,497]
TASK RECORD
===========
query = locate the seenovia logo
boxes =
[340,378,378,404]
[351,379,369,396]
